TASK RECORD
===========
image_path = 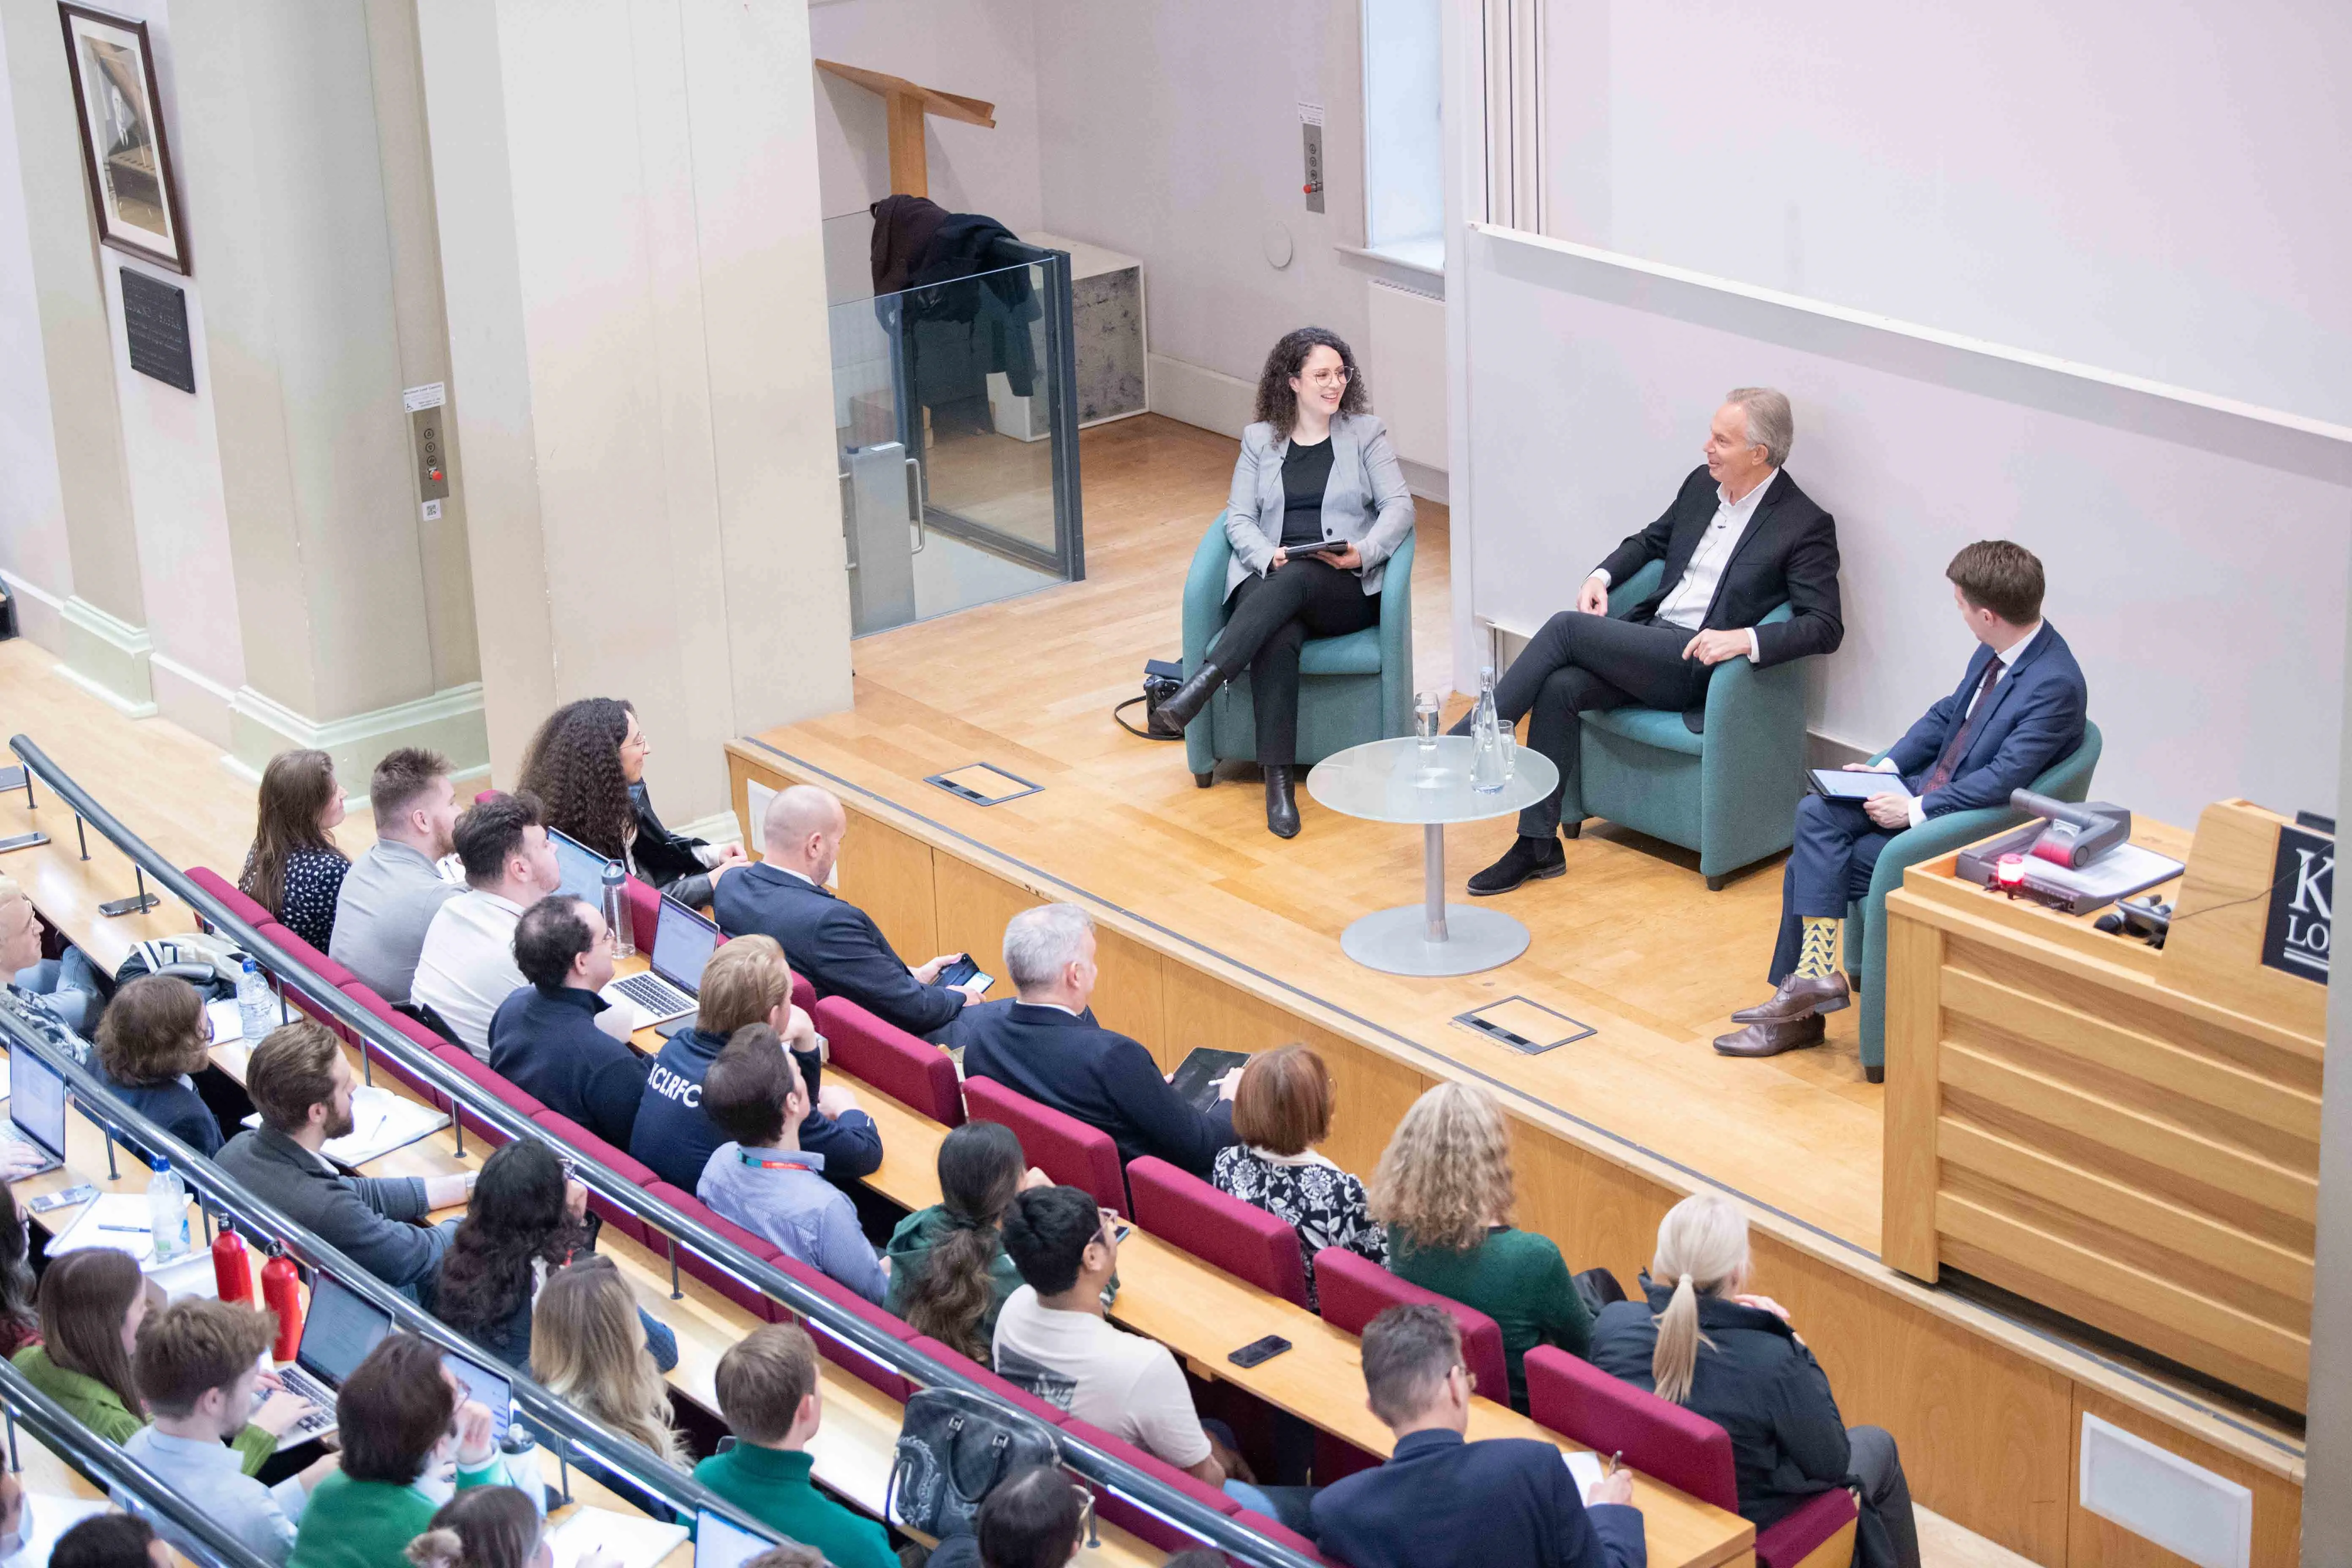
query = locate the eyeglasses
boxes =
[1301,367,1351,387]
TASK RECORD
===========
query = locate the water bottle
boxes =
[601,861,636,958]
[212,1223,254,1304]
[261,1252,303,1361]
[235,958,275,1041]
[147,1156,189,1263]
[1470,666,1508,793]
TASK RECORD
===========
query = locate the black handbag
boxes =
[885,1386,1064,1538]
[1114,658,1187,740]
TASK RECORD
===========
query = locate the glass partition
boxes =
[827,229,1083,636]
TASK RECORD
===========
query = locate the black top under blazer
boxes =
[712,861,967,1039]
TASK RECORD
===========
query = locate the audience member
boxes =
[330,749,461,1003]
[433,1139,676,1372]
[886,1121,1047,1361]
[517,698,747,909]
[93,975,224,1156]
[925,1465,1088,1568]
[239,749,352,953]
[286,1335,516,1568]
[1212,1044,1383,1309]
[1370,1082,1589,1412]
[7,901,99,1035]
[713,785,982,1038]
[1310,1305,1641,1568]
[52,1514,172,1568]
[0,1186,35,1359]
[954,904,1235,1176]
[123,1298,339,1565]
[12,1251,302,1475]
[486,897,648,1148]
[403,1487,561,1568]
[739,1549,824,1568]
[697,1024,889,1304]
[217,1022,474,1296]
[694,1323,896,1568]
[0,874,96,1076]
[631,935,878,1191]
[531,1256,686,1471]
[413,792,628,1058]
[1590,1195,1919,1568]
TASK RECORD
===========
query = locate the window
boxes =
[1362,0,1443,268]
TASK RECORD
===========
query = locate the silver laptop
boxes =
[601,896,723,1029]
[548,827,614,906]
[272,1273,392,1448]
[0,1049,68,1177]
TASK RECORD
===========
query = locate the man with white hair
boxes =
[951,904,1237,1177]
[713,784,985,1039]
[1459,389,1843,895]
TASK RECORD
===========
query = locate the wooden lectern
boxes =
[1882,800,2328,1413]
[814,59,995,200]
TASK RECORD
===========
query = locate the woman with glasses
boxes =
[1156,327,1415,838]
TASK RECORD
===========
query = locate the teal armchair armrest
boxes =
[1182,519,1237,777]
[1605,559,1665,618]
[1375,530,1417,739]
[1696,600,1807,882]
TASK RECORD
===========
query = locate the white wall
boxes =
[0,14,69,642]
[1542,0,2352,428]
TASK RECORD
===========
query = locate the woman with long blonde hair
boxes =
[1588,1194,1920,1568]
[1368,1081,1589,1412]
[531,1256,685,1473]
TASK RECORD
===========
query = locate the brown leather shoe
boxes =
[1712,1013,1827,1058]
[1730,971,1851,1023]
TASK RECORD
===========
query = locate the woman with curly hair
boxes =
[516,699,745,908]
[1152,327,1414,838]
[431,1140,677,1375]
[238,750,350,952]
[1369,1081,1590,1412]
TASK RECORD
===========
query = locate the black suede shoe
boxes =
[1264,765,1300,838]
[1467,835,1565,895]
[1156,662,1222,732]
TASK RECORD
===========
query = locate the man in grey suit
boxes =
[215,1021,472,1297]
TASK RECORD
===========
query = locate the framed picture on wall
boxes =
[57,5,188,274]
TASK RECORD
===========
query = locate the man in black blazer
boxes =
[1311,1304,1644,1568]
[948,903,1236,1177]
[1717,541,2087,1062]
[713,784,987,1040]
[1463,389,1843,894]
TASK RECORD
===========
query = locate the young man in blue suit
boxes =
[714,784,988,1040]
[1717,540,2086,1059]
[1311,1304,1644,1568]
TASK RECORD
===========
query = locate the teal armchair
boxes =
[1845,721,2101,1080]
[1573,560,1813,888]
[1181,514,1416,779]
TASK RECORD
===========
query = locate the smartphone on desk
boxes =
[0,832,49,854]
[938,955,994,992]
[1228,1334,1292,1369]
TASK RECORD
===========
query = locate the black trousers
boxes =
[1214,560,1380,766]
[1846,1424,1922,1568]
[1481,610,1712,837]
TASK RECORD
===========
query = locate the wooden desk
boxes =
[1884,801,2324,1415]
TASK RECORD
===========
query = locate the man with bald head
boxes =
[713,784,987,1039]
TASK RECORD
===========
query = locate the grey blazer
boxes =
[1223,411,1415,599]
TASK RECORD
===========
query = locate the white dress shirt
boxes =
[411,888,632,1058]
[1874,621,2045,826]
[1595,471,1778,661]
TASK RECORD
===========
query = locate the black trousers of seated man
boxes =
[1765,792,1897,982]
[1213,558,1380,766]
[1459,610,1715,839]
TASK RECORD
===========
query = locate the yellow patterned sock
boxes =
[1795,917,1840,979]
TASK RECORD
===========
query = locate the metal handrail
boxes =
[0,1008,777,1546]
[7,735,1322,1568]
[0,1358,276,1568]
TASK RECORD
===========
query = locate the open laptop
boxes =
[600,895,723,1030]
[272,1272,393,1448]
[693,1508,771,1568]
[0,1048,68,1176]
[549,827,615,906]
[443,1345,514,1448]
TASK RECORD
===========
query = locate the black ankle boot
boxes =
[1264,765,1300,838]
[1157,662,1222,732]
[1467,834,1566,895]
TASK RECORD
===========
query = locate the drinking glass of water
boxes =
[1415,692,1441,751]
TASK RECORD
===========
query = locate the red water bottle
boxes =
[261,1252,302,1362]
[211,1225,253,1305]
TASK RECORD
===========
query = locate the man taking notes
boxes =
[1716,541,2085,1059]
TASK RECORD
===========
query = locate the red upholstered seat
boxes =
[430,1046,534,1147]
[253,923,358,1043]
[623,876,662,956]
[336,984,451,1110]
[1054,1415,1241,1554]
[529,1109,657,1245]
[187,867,272,933]
[1522,1345,1855,1568]
[1232,1508,1340,1566]
[765,1250,920,1402]
[903,1336,1070,1431]
[1125,1157,1307,1307]
[963,1076,1126,1216]
[1313,1248,1510,1403]
[790,971,815,1017]
[812,997,965,1127]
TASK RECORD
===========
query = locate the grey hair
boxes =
[1003,903,1094,991]
[1725,387,1793,469]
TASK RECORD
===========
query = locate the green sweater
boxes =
[1388,1225,1592,1412]
[286,1458,506,1568]
[883,1206,1022,1352]
[695,1444,893,1568]
[12,1344,277,1475]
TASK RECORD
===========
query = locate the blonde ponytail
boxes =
[1647,1194,1751,1405]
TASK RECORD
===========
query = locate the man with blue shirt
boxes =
[1312,1305,1644,1568]
[487,897,649,1148]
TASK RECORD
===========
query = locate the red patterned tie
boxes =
[1924,656,2004,795]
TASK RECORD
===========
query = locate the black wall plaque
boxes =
[2261,823,2331,983]
[120,268,194,392]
